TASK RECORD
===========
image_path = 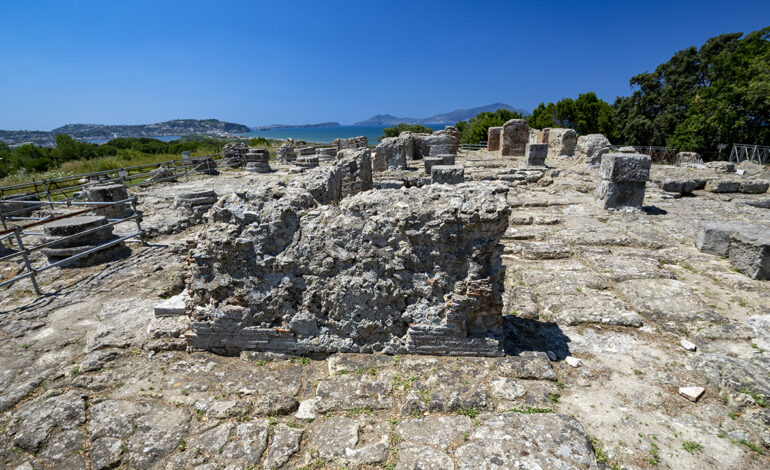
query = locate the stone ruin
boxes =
[595,152,651,210]
[222,142,249,168]
[423,154,455,175]
[317,147,337,162]
[186,149,508,356]
[576,134,612,166]
[192,156,219,175]
[244,148,271,173]
[0,192,41,218]
[487,126,502,151]
[41,215,124,267]
[500,119,529,156]
[173,190,218,224]
[333,135,368,150]
[696,222,770,280]
[431,165,465,184]
[675,151,704,166]
[276,143,297,162]
[541,128,577,158]
[373,127,459,171]
[84,183,133,219]
[525,143,548,167]
[293,156,319,172]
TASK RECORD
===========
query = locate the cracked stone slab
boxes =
[494,352,556,380]
[263,423,303,468]
[396,415,472,450]
[305,416,390,466]
[314,375,393,413]
[454,413,599,469]
[539,291,644,327]
[396,443,455,470]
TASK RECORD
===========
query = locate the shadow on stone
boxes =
[502,316,572,360]
[642,206,667,215]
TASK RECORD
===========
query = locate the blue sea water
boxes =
[241,124,448,144]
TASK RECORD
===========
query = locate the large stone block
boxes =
[431,165,464,184]
[729,230,770,280]
[675,152,703,166]
[84,183,132,218]
[373,137,407,171]
[599,153,651,183]
[705,179,741,193]
[545,128,577,158]
[594,180,646,210]
[695,222,757,256]
[575,134,611,166]
[487,127,502,151]
[186,165,509,357]
[525,143,548,167]
[333,136,368,150]
[741,179,769,194]
[500,119,529,156]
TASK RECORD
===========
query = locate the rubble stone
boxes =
[174,190,218,224]
[500,119,529,156]
[276,143,297,162]
[695,221,757,256]
[222,142,248,168]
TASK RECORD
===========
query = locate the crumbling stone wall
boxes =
[186,158,509,356]
[373,129,459,171]
[333,136,368,150]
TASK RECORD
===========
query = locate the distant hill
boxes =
[353,103,528,126]
[1,119,250,146]
[252,122,340,131]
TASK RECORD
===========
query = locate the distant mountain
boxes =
[252,122,340,131]
[1,119,250,146]
[353,103,529,126]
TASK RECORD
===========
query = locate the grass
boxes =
[457,407,480,419]
[682,440,702,454]
[738,387,767,407]
[509,406,554,414]
[590,437,622,470]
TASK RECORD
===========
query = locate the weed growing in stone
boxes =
[682,441,702,454]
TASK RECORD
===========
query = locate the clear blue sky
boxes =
[1,0,768,130]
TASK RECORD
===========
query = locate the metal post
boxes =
[13,227,41,295]
[131,197,146,246]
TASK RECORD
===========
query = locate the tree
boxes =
[528,93,617,141]
[456,108,523,144]
[379,123,434,141]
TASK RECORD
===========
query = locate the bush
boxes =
[249,137,270,147]
[379,123,434,141]
[456,108,523,144]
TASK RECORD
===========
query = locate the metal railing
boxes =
[0,198,144,296]
[0,153,222,230]
[620,146,679,164]
[729,144,770,164]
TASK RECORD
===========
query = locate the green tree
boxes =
[380,123,434,140]
[456,108,523,144]
[528,93,617,140]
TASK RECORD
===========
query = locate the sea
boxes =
[241,124,448,144]
[85,124,449,145]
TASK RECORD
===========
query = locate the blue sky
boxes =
[1,0,768,130]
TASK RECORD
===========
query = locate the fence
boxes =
[0,198,143,296]
[460,142,488,154]
[0,153,222,230]
[729,144,770,164]
[619,146,679,164]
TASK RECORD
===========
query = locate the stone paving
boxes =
[0,150,769,469]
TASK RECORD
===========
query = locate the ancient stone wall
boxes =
[487,127,502,151]
[373,129,459,171]
[333,136,369,150]
[186,160,509,356]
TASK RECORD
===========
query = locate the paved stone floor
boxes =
[1,153,769,469]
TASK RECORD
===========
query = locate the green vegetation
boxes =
[379,123,434,140]
[455,108,524,144]
[590,437,622,470]
[249,137,270,147]
[682,440,703,454]
[0,135,226,181]
[455,27,769,154]
[528,92,617,141]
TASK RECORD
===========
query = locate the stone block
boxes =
[576,134,611,165]
[705,179,741,193]
[599,153,651,183]
[424,157,444,175]
[660,179,701,194]
[500,119,528,156]
[594,180,646,210]
[487,127,502,151]
[729,229,770,280]
[675,152,703,166]
[741,179,769,194]
[373,137,407,171]
[525,143,548,167]
[437,154,455,165]
[695,222,756,256]
[545,128,577,158]
[85,183,132,218]
[431,165,464,184]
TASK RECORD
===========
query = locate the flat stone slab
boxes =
[153,290,190,316]
[305,416,390,466]
[43,215,107,237]
[314,375,393,413]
